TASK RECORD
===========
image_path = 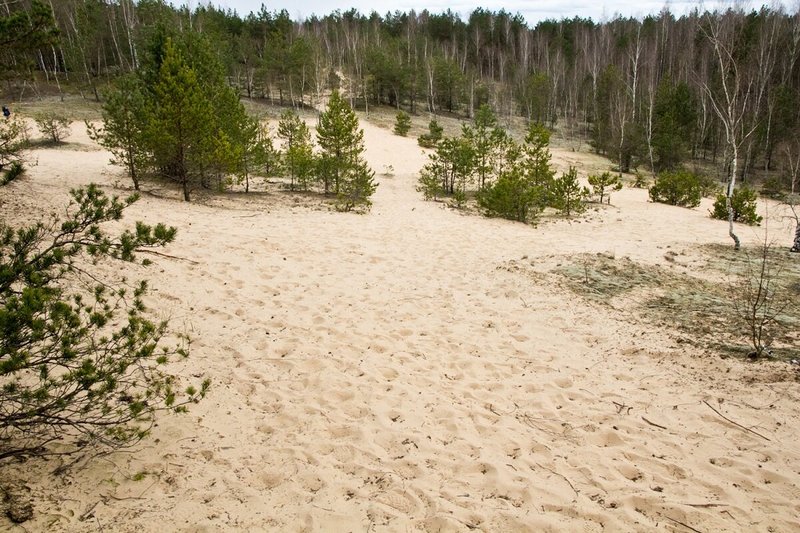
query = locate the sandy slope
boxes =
[1,120,799,532]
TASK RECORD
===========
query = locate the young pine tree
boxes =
[87,75,151,190]
[551,166,589,216]
[317,91,376,209]
[393,111,411,136]
[478,144,542,223]
[148,39,214,201]
[522,122,556,208]
[462,104,508,191]
[418,119,444,148]
[0,185,208,460]
[277,110,315,191]
[588,171,623,204]
[417,136,475,202]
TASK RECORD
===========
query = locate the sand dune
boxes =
[1,119,799,532]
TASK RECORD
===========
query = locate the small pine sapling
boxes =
[393,111,411,136]
[551,166,589,216]
[35,112,71,144]
[588,171,623,204]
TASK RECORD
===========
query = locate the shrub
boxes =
[0,161,24,185]
[711,186,762,225]
[418,119,443,148]
[35,112,71,143]
[648,170,704,207]
[760,176,787,200]
[1,117,26,169]
[393,111,411,136]
[632,171,648,189]
[0,185,208,460]
[732,238,793,358]
[550,166,589,216]
[478,166,542,223]
[588,171,623,204]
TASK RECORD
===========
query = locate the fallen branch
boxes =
[641,416,667,430]
[136,248,199,265]
[665,515,703,533]
[702,401,770,441]
[535,463,578,499]
[614,401,632,415]
[79,501,100,521]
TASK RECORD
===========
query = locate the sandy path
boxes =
[1,121,798,532]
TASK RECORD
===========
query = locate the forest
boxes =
[1,1,799,193]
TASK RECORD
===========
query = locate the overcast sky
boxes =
[184,0,772,24]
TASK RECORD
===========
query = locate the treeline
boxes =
[2,1,800,190]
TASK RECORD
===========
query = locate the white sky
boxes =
[183,0,778,24]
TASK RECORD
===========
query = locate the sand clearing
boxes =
[1,119,799,532]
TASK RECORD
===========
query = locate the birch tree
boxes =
[698,12,758,250]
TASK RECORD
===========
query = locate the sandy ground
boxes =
[1,119,799,532]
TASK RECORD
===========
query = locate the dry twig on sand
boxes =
[702,401,770,441]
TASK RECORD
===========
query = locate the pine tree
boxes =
[551,166,589,216]
[235,119,278,193]
[0,185,208,460]
[277,110,315,191]
[317,90,377,209]
[87,75,151,190]
[393,111,411,136]
[337,160,377,212]
[417,136,475,201]
[317,91,364,195]
[478,123,555,223]
[0,0,58,74]
[0,118,26,175]
[418,119,444,148]
[522,122,556,207]
[462,104,508,191]
[588,171,623,204]
[148,39,214,201]
[478,145,542,222]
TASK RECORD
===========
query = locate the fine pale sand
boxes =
[1,119,799,532]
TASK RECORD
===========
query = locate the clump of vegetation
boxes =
[0,161,24,185]
[551,166,589,216]
[1,118,27,173]
[417,119,443,148]
[732,239,795,358]
[632,172,648,188]
[478,122,554,223]
[417,135,474,201]
[479,165,539,222]
[393,111,411,136]
[553,248,799,359]
[86,75,150,190]
[35,112,71,143]
[0,185,209,460]
[317,90,377,211]
[588,171,623,204]
[277,110,315,191]
[648,170,705,208]
[760,176,787,200]
[710,186,762,225]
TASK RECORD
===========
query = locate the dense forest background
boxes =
[2,1,800,188]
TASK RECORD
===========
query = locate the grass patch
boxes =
[13,95,104,122]
[553,252,799,360]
